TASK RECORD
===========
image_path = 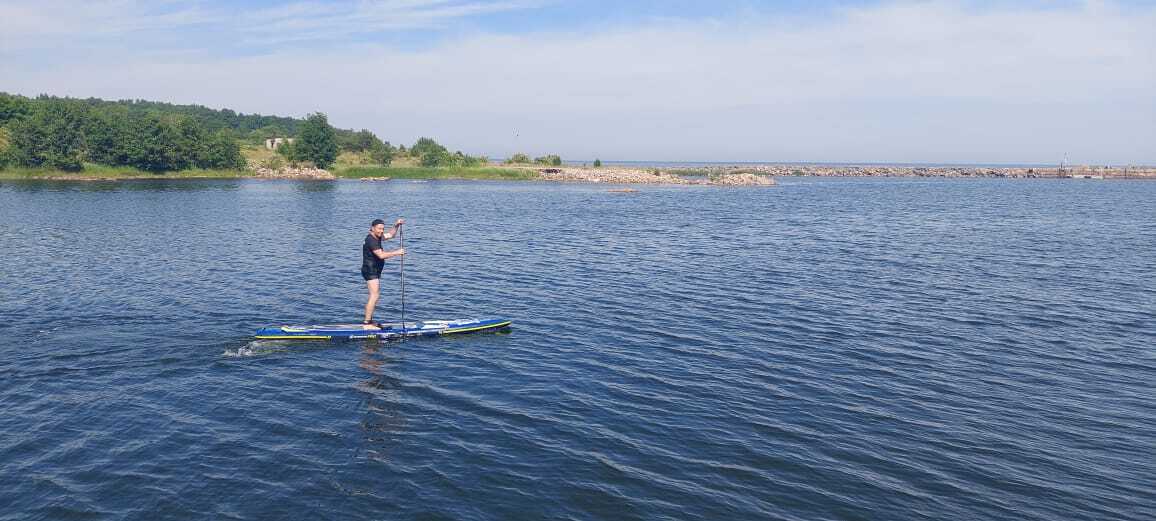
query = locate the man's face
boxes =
[372,224,386,237]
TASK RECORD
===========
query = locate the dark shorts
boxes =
[361,267,383,281]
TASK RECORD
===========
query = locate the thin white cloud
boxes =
[236,0,537,44]
[0,0,536,48]
[3,1,1155,163]
[0,1,217,40]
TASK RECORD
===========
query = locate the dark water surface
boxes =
[1,178,1153,520]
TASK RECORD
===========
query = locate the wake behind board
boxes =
[254,318,511,341]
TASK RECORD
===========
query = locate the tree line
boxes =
[0,93,400,172]
[0,94,245,171]
[0,92,519,173]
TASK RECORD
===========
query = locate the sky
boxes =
[1,0,1154,164]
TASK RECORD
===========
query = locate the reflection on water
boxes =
[294,180,339,193]
[357,342,406,463]
[1,178,249,193]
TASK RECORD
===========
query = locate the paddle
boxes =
[398,221,407,340]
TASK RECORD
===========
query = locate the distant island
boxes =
[0,93,1148,184]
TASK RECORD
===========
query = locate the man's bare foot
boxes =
[361,321,380,330]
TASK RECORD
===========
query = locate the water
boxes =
[1,178,1153,520]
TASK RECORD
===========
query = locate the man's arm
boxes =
[373,247,405,260]
[382,219,405,240]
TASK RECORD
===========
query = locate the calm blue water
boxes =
[1,178,1153,520]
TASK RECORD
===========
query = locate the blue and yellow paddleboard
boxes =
[254,318,511,341]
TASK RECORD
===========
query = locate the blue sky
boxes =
[2,0,1154,163]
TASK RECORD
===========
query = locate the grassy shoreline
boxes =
[0,164,538,181]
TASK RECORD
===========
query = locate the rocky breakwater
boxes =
[251,165,335,180]
[536,167,775,186]
[709,172,777,186]
[709,164,1156,179]
[538,167,686,184]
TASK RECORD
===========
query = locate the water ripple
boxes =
[1,178,1154,520]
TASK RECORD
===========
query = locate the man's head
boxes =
[370,219,386,237]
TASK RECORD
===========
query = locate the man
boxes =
[362,218,406,329]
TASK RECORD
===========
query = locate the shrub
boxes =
[411,137,447,158]
[593,158,602,167]
[420,148,453,167]
[369,142,394,165]
[455,151,487,167]
[339,129,383,153]
[534,154,562,166]
[275,140,296,160]
[260,155,285,171]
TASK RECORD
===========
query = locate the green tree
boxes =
[174,117,207,169]
[505,153,530,164]
[294,113,338,168]
[0,93,31,126]
[369,141,394,165]
[410,137,454,167]
[83,108,227,171]
[83,106,131,165]
[9,99,87,171]
[357,130,381,151]
[122,113,184,172]
[410,137,448,158]
[338,129,382,152]
[0,127,11,168]
[202,130,245,169]
[593,158,602,167]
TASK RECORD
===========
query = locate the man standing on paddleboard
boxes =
[363,218,405,329]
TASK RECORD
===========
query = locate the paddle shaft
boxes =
[399,223,406,340]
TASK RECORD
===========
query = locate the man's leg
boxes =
[364,278,380,325]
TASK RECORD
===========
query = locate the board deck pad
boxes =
[254,318,511,340]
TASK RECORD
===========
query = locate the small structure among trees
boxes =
[264,137,294,150]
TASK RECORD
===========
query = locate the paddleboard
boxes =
[254,318,511,340]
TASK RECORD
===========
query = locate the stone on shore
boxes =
[711,173,777,186]
[536,167,776,186]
